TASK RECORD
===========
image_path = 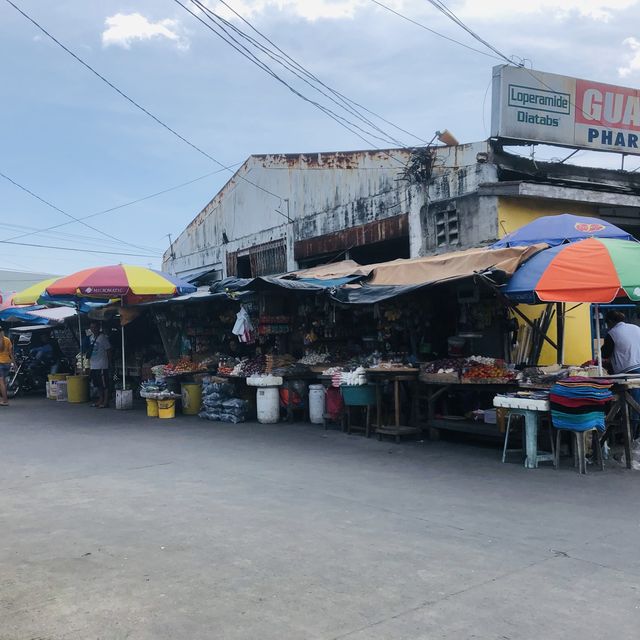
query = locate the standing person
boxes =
[88,322,112,408]
[0,326,15,406]
[602,310,640,438]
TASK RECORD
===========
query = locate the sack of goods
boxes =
[199,381,248,423]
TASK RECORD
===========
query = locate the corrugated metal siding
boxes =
[226,251,237,277]
[227,240,286,277]
[248,239,287,276]
[294,214,409,260]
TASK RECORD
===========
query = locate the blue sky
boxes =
[1,0,640,277]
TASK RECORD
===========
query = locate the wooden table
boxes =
[603,377,640,470]
[366,369,420,442]
[420,380,519,440]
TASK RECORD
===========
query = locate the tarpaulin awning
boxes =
[0,305,76,325]
[330,244,546,304]
[241,275,362,293]
[142,289,232,307]
[287,260,369,280]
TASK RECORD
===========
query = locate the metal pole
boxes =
[121,304,126,390]
[77,302,83,373]
[595,304,603,375]
[556,302,564,364]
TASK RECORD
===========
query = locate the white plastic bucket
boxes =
[256,387,280,424]
[308,384,325,424]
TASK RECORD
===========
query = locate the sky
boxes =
[1,0,640,279]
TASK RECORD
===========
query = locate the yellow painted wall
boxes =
[499,197,595,365]
[497,197,597,238]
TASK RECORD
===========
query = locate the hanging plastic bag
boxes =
[232,306,255,344]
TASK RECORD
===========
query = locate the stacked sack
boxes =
[550,377,613,432]
[199,381,249,424]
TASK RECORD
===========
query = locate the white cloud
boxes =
[102,13,189,50]
[619,36,640,76]
[457,0,639,21]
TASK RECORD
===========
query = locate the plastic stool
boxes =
[554,428,604,474]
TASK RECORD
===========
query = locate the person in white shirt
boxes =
[87,321,112,408]
[602,310,640,438]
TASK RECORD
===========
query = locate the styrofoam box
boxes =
[246,375,283,387]
[493,396,550,411]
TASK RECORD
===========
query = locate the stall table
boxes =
[420,378,519,440]
[603,376,640,470]
[367,368,420,442]
[493,395,553,469]
[523,375,639,470]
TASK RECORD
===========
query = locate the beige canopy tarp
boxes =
[329,244,547,304]
[365,244,546,286]
[287,260,370,280]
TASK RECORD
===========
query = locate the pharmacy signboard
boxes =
[491,65,640,155]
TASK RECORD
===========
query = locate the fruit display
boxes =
[158,357,207,377]
[461,358,516,383]
[421,357,516,383]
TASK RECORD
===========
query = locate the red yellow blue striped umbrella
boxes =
[45,265,195,391]
[46,264,195,304]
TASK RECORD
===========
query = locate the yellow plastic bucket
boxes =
[146,398,159,417]
[66,375,89,403]
[157,399,176,419]
[181,383,202,416]
[47,374,67,399]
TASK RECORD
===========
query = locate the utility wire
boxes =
[1,240,160,258]
[424,0,518,66]
[369,0,505,62]
[4,0,285,204]
[219,0,427,144]
[177,0,408,151]
[0,170,161,254]
[3,163,241,244]
[208,0,414,146]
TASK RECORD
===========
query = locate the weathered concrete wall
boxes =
[163,142,495,277]
[165,149,414,277]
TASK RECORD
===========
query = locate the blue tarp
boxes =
[0,305,50,325]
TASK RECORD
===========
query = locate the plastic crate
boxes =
[341,384,376,406]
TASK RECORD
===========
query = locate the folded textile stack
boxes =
[550,377,613,432]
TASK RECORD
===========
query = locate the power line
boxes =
[176,0,408,151]
[0,170,161,254]
[3,163,242,244]
[219,0,427,144]
[1,239,160,257]
[208,0,414,146]
[4,0,285,204]
[424,0,517,66]
[369,0,505,62]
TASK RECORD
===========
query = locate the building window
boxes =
[435,207,459,248]
[227,239,287,278]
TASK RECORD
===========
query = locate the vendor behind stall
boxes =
[602,310,640,437]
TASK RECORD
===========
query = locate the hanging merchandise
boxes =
[232,305,255,344]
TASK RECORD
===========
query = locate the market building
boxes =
[163,141,640,280]
[163,138,640,364]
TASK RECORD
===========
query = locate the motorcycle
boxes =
[7,353,70,398]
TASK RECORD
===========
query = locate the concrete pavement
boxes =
[0,397,638,639]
